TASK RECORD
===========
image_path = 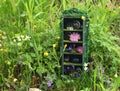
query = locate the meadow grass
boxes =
[0,0,120,91]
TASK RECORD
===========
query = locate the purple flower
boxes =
[72,65,75,70]
[47,81,53,87]
[69,32,81,42]
[76,46,83,53]
[106,79,111,83]
[102,68,105,73]
[68,46,72,51]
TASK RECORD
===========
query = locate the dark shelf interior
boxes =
[64,54,82,63]
[63,18,83,29]
[61,17,86,77]
[64,65,82,76]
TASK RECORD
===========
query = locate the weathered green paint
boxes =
[60,8,89,76]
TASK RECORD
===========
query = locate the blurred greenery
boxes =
[0,0,120,91]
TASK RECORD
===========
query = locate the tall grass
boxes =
[0,0,120,90]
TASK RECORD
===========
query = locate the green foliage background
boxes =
[0,0,120,91]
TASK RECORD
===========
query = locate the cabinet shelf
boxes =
[64,52,82,55]
[64,29,83,32]
[64,62,82,66]
[63,40,82,43]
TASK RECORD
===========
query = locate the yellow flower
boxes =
[56,36,60,40]
[0,33,2,37]
[64,44,67,49]
[13,78,17,82]
[53,44,57,48]
[20,80,24,86]
[0,48,4,51]
[114,73,118,78]
[44,52,48,56]
[81,16,85,20]
[32,25,37,30]
[7,61,11,65]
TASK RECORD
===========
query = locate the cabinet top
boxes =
[62,8,89,19]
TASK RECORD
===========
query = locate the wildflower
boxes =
[13,78,17,82]
[64,44,67,49]
[56,36,60,40]
[44,52,48,56]
[81,16,85,20]
[53,44,57,48]
[0,33,2,37]
[17,36,21,41]
[20,80,24,86]
[76,46,83,53]
[84,66,88,71]
[17,42,22,46]
[106,79,111,83]
[69,32,81,42]
[7,61,11,65]
[24,35,31,40]
[84,63,88,67]
[0,43,2,47]
[102,68,105,73]
[13,39,16,42]
[114,73,118,78]
[67,80,70,83]
[0,48,3,51]
[2,36,7,40]
[32,25,37,30]
[47,81,53,87]
[20,35,24,39]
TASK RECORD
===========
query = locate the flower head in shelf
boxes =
[76,46,83,53]
[69,32,81,42]
[66,46,72,51]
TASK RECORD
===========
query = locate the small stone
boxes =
[29,88,41,91]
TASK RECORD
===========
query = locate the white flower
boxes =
[13,39,16,42]
[17,36,21,41]
[20,35,24,39]
[2,36,7,40]
[13,78,17,82]
[84,66,88,71]
[0,43,2,47]
[24,35,31,40]
[84,63,88,67]
[114,73,118,78]
[17,42,22,46]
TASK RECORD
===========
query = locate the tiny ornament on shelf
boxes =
[69,32,81,42]
[76,46,83,53]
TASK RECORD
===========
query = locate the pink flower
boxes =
[69,32,81,42]
[76,46,83,53]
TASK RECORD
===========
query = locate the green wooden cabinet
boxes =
[60,8,89,77]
